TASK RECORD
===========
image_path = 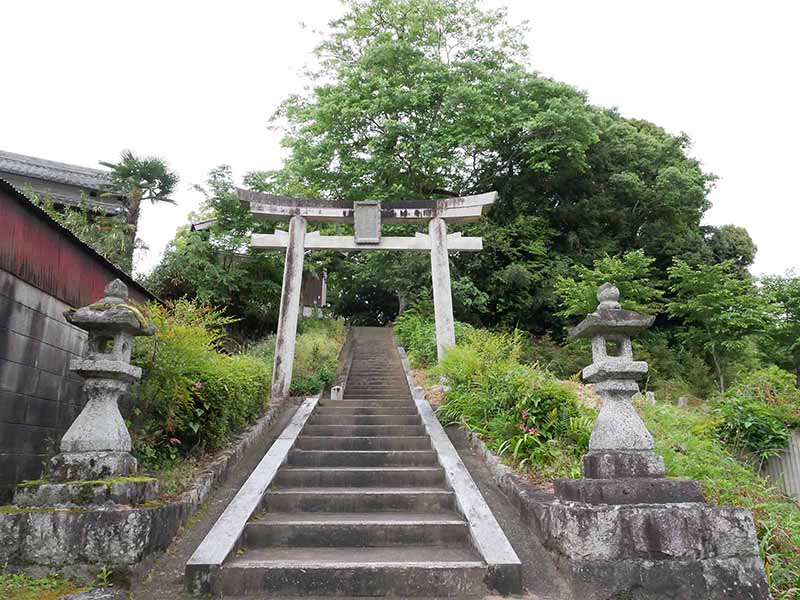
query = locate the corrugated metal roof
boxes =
[0,177,157,304]
[0,149,113,190]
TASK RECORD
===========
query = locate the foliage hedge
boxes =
[714,366,800,460]
[393,309,474,368]
[131,300,271,464]
[395,312,594,478]
[246,317,345,396]
[131,302,343,467]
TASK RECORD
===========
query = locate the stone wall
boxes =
[0,269,87,502]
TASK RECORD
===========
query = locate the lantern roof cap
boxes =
[568,283,654,339]
[65,279,154,336]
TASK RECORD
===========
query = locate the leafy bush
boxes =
[522,334,591,379]
[427,326,594,478]
[714,366,800,460]
[643,402,800,598]
[731,366,800,426]
[394,309,473,368]
[715,397,790,460]
[246,317,345,396]
[131,300,271,465]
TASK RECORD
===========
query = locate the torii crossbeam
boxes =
[239,189,497,403]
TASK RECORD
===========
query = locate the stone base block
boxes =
[554,477,704,505]
[533,500,769,599]
[582,450,666,479]
[50,451,138,481]
[0,502,183,568]
[14,477,158,508]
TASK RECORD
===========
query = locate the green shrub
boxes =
[731,366,800,426]
[715,397,790,460]
[131,300,271,465]
[522,334,590,379]
[394,309,473,368]
[246,317,345,396]
[643,402,800,597]
[714,366,800,460]
[433,327,594,478]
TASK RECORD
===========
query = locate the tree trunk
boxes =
[123,189,142,271]
[398,293,409,315]
[711,349,725,393]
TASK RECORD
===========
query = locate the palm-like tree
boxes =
[101,150,179,270]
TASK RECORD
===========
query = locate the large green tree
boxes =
[253,0,730,329]
[667,260,773,392]
[101,150,179,271]
[145,167,284,340]
[761,273,800,386]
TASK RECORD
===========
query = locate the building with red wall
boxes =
[0,178,154,501]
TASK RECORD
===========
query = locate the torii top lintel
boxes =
[238,189,497,224]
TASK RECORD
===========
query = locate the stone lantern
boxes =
[554,283,703,503]
[50,279,155,481]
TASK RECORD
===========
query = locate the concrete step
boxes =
[315,406,418,416]
[288,449,437,467]
[309,414,421,426]
[302,425,426,437]
[245,512,469,547]
[274,467,445,488]
[319,400,415,408]
[220,546,486,597]
[343,391,410,396]
[295,436,432,451]
[343,395,412,401]
[262,487,456,513]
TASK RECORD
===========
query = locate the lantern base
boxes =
[50,450,138,482]
[554,476,704,505]
[582,449,666,479]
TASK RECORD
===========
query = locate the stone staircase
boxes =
[187,327,519,597]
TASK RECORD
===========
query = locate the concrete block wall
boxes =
[0,269,88,502]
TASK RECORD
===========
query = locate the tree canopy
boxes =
[241,0,730,331]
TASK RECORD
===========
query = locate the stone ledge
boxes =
[15,477,158,508]
[535,500,760,562]
[558,555,770,600]
[463,429,770,600]
[0,394,296,569]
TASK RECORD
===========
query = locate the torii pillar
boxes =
[238,189,497,403]
[429,216,455,360]
[271,215,307,402]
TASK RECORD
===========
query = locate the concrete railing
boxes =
[765,429,800,504]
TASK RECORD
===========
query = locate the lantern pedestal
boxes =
[13,279,158,508]
[537,284,769,599]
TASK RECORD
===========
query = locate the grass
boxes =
[641,401,800,598]
[145,457,199,498]
[0,571,85,600]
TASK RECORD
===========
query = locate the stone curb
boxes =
[186,397,319,594]
[395,345,522,594]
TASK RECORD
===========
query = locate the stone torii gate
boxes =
[238,189,496,403]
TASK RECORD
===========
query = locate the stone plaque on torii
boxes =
[238,189,496,403]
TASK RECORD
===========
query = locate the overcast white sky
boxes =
[1,1,797,278]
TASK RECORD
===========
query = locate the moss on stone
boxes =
[0,505,88,514]
[18,476,156,492]
[16,480,45,489]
